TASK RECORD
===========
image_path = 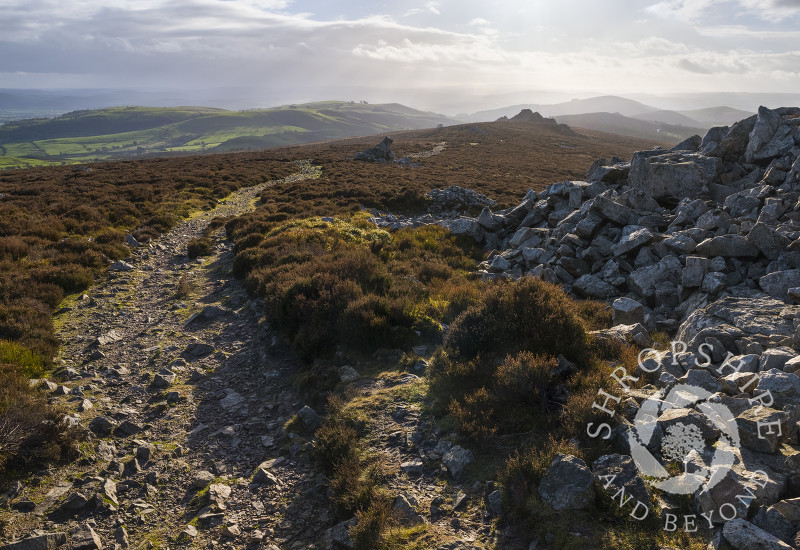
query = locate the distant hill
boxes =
[466,95,659,122]
[553,112,705,142]
[676,106,754,127]
[631,109,703,127]
[0,102,456,168]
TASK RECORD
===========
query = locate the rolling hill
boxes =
[0,101,456,169]
[553,112,705,142]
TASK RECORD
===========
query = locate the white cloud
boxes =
[469,17,490,26]
[647,0,800,21]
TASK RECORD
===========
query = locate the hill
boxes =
[466,95,659,122]
[553,111,705,142]
[677,106,754,126]
[0,102,456,169]
[631,109,702,127]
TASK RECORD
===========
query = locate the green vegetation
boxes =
[227,213,482,363]
[0,152,293,481]
[0,102,454,168]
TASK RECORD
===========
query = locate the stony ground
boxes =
[0,156,523,549]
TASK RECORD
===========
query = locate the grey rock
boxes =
[297,405,321,431]
[629,150,719,202]
[611,226,653,257]
[592,454,650,506]
[701,272,727,294]
[109,261,135,272]
[71,525,102,550]
[696,235,760,258]
[722,517,792,550]
[400,459,424,476]
[538,454,594,510]
[755,369,800,408]
[487,489,503,516]
[393,494,425,525]
[628,255,683,299]
[88,416,116,436]
[0,533,67,550]
[326,518,356,549]
[612,297,645,326]
[184,342,214,358]
[442,445,473,478]
[761,348,796,371]
[573,274,617,299]
[736,406,787,453]
[748,223,789,261]
[590,193,636,225]
[752,505,796,544]
[683,256,709,288]
[760,270,800,300]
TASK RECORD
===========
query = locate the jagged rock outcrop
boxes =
[354,136,396,162]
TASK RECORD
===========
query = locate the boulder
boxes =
[442,445,473,478]
[682,256,709,288]
[736,406,788,453]
[538,454,594,510]
[592,454,650,506]
[354,136,395,162]
[715,115,758,160]
[628,255,683,299]
[70,525,102,550]
[748,223,789,261]
[590,194,636,225]
[752,505,797,544]
[696,235,760,258]
[722,518,792,550]
[611,226,653,257]
[628,151,719,202]
[612,297,645,326]
[573,274,617,300]
[755,369,800,408]
[760,270,800,300]
[297,405,322,431]
[0,533,67,550]
[746,106,796,164]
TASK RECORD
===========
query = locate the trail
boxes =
[2,161,332,548]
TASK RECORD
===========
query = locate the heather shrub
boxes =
[0,363,80,475]
[187,237,214,258]
[444,277,588,365]
[494,352,558,409]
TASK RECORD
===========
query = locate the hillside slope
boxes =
[554,111,705,142]
[0,102,456,169]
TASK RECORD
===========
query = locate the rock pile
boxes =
[447,106,800,333]
[372,106,800,546]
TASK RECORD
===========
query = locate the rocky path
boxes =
[1,161,335,549]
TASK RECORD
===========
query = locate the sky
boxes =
[2,0,800,113]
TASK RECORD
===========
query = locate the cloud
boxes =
[404,1,440,17]
[647,0,800,21]
[469,18,490,26]
[645,0,724,22]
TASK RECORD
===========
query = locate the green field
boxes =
[0,102,455,169]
